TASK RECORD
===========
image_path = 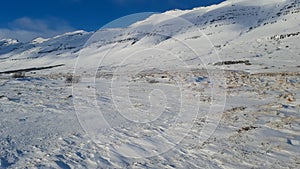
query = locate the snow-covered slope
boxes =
[0,0,299,73]
[0,0,299,168]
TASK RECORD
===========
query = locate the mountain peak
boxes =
[0,38,19,46]
[31,37,49,44]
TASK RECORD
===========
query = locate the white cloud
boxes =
[0,17,75,42]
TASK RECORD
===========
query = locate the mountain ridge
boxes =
[0,0,299,73]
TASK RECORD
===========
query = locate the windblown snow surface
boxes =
[0,0,300,168]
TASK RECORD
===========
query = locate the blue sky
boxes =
[0,0,225,42]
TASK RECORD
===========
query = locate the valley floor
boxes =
[0,69,299,169]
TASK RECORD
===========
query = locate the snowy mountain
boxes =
[0,0,299,73]
[0,0,299,168]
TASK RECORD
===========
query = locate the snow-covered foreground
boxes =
[0,0,300,168]
[0,70,299,168]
